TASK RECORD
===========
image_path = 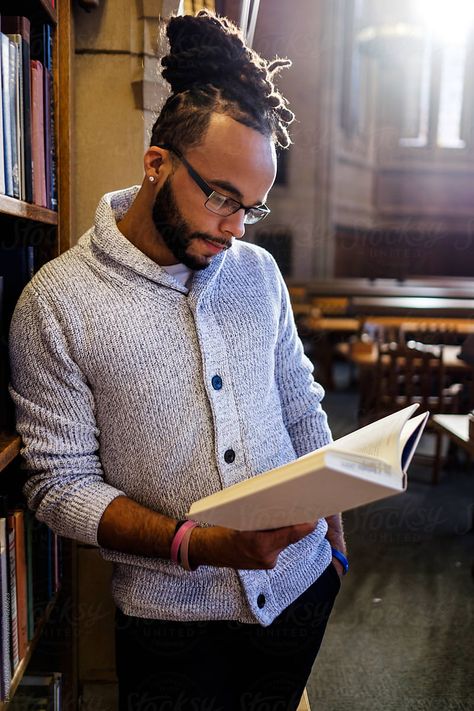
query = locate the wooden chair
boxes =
[368,342,463,483]
[399,322,464,347]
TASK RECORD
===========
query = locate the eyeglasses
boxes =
[159,144,271,225]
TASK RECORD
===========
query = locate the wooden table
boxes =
[299,317,361,389]
[360,315,474,335]
[431,415,474,501]
[302,316,360,333]
[336,342,470,372]
[350,296,474,317]
[431,414,474,456]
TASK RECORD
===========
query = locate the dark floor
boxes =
[307,363,474,711]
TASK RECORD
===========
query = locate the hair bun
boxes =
[161,12,249,94]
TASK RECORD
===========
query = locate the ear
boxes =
[144,146,173,187]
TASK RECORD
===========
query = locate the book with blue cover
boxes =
[2,17,33,204]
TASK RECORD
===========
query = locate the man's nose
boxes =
[219,209,246,240]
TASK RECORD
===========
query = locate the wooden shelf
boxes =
[0,592,60,710]
[0,195,58,225]
[0,435,21,474]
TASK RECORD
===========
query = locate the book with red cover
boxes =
[43,66,51,209]
[8,511,27,663]
[30,59,46,207]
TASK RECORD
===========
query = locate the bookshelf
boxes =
[0,435,21,472]
[0,0,75,708]
[0,195,58,224]
[0,592,59,711]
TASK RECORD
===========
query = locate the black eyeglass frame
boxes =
[158,144,271,224]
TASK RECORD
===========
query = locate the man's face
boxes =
[151,113,277,270]
[151,174,232,272]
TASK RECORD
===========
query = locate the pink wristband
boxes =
[170,520,196,564]
[180,522,198,571]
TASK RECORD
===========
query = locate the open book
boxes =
[187,405,429,530]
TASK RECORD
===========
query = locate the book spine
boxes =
[3,17,33,203]
[21,22,33,204]
[6,517,19,673]
[47,67,56,210]
[1,34,13,197]
[25,511,34,641]
[6,35,24,201]
[44,26,53,73]
[31,519,50,627]
[0,42,5,195]
[31,60,46,207]
[0,511,12,702]
[13,511,28,662]
[43,66,51,209]
[17,36,25,201]
[8,39,19,199]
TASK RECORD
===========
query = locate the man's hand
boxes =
[325,512,347,579]
[189,521,318,570]
[98,496,318,571]
[331,558,345,579]
[325,513,346,553]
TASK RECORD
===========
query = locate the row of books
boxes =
[0,15,56,210]
[0,499,62,702]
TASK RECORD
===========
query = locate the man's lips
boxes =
[198,236,233,254]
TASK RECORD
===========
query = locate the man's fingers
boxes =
[263,521,317,547]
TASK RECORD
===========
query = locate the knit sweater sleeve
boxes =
[8,284,125,546]
[272,264,332,457]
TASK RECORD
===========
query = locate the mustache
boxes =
[192,234,234,250]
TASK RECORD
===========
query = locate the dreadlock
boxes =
[149,10,295,154]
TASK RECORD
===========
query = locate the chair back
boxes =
[399,323,463,346]
[373,341,459,417]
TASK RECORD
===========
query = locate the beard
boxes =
[151,177,232,271]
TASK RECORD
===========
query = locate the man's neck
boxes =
[116,183,178,267]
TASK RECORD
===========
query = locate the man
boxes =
[9,11,346,710]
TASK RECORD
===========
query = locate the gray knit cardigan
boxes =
[9,186,333,626]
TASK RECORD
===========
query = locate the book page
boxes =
[400,411,429,472]
[328,404,419,472]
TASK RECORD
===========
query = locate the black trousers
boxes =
[115,563,341,711]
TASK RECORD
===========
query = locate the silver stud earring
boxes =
[148,176,155,183]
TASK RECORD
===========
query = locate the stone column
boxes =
[73,0,179,240]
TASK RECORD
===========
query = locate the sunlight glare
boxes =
[415,0,474,42]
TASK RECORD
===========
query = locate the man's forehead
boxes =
[189,113,277,200]
[197,113,275,161]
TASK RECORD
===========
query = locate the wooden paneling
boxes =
[375,169,474,218]
[335,226,474,279]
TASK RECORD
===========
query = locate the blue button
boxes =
[211,375,223,390]
[257,594,266,609]
[224,449,235,464]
